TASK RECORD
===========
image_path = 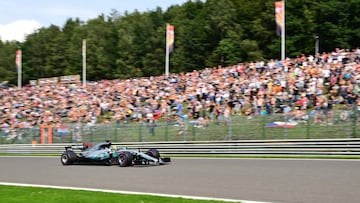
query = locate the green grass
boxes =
[0,185,236,203]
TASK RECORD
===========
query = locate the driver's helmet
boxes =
[110,145,116,152]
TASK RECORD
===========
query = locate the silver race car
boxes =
[60,140,171,167]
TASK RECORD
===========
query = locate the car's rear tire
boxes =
[61,150,76,165]
[118,152,133,167]
[146,149,160,159]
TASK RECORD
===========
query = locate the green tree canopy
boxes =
[0,0,359,85]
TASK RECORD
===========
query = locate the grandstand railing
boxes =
[0,108,359,145]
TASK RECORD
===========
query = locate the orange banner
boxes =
[167,24,174,53]
[275,1,284,36]
[15,49,21,71]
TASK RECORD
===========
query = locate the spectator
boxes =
[0,48,359,133]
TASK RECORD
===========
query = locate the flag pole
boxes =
[82,39,86,88]
[165,24,170,79]
[281,0,286,60]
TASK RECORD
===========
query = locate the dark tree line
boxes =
[0,0,359,85]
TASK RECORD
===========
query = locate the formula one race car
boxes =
[60,140,171,167]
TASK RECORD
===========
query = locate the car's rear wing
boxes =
[65,145,86,151]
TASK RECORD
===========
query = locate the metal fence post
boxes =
[283,113,288,139]
[306,111,310,139]
[352,104,357,138]
[165,123,169,141]
[183,120,188,142]
[347,110,351,138]
[114,123,118,142]
[262,114,266,139]
[139,122,144,142]
[90,126,93,142]
[105,123,110,141]
[227,117,232,141]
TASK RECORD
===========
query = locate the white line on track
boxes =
[0,182,267,203]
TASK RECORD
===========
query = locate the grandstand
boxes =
[0,48,360,143]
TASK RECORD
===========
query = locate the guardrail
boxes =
[1,138,360,156]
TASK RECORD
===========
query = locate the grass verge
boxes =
[0,185,237,203]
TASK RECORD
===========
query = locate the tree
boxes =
[21,25,65,81]
[0,41,18,83]
[0,0,359,85]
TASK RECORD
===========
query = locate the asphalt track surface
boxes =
[0,157,360,203]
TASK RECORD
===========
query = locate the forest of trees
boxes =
[0,0,359,85]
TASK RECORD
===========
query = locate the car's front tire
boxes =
[145,149,160,159]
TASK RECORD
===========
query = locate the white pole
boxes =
[281,0,286,60]
[315,35,319,55]
[165,24,169,79]
[82,39,86,88]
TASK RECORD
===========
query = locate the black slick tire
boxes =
[61,150,76,165]
[145,149,160,159]
[118,152,133,167]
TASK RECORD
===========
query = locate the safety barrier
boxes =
[1,138,360,156]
